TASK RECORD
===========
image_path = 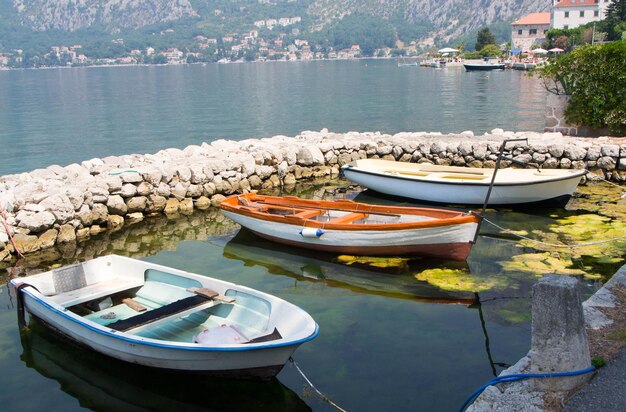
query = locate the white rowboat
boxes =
[341,159,586,207]
[11,255,318,379]
[220,193,481,261]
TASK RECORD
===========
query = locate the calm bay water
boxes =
[0,60,546,175]
[2,61,621,412]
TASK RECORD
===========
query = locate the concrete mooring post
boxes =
[530,274,592,393]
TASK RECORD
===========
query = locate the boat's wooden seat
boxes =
[294,209,324,219]
[385,169,429,177]
[328,212,367,224]
[417,164,486,175]
[440,173,489,180]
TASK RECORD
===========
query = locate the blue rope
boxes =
[459,366,596,412]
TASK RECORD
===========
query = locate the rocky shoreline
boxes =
[1,129,625,263]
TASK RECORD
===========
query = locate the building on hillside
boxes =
[552,0,610,30]
[511,13,551,50]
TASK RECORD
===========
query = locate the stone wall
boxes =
[1,129,626,262]
[544,94,612,137]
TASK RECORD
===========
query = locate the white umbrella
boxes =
[532,48,548,54]
[438,47,459,54]
[549,48,564,53]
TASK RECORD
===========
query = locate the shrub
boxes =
[538,41,626,135]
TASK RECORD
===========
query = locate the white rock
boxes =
[119,170,143,183]
[297,145,325,166]
[189,165,205,184]
[16,210,56,232]
[89,187,109,203]
[39,193,75,224]
[65,187,85,211]
[601,144,620,157]
[120,183,137,198]
[255,165,274,179]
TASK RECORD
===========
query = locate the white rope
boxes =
[585,169,626,197]
[482,218,626,248]
[289,357,348,412]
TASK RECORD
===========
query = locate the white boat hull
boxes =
[13,256,318,378]
[342,160,585,206]
[221,210,478,260]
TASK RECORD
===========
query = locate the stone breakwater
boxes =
[1,129,626,262]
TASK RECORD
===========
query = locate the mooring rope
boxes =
[482,217,626,248]
[0,206,24,258]
[585,168,625,192]
[459,366,596,412]
[289,357,348,412]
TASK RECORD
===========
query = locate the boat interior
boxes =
[352,159,581,183]
[26,264,278,345]
[236,196,437,225]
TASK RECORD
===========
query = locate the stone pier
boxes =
[1,129,626,262]
[466,264,626,412]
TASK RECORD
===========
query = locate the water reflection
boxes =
[224,230,477,305]
[20,321,310,411]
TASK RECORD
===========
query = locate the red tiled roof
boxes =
[512,13,551,25]
[555,0,600,8]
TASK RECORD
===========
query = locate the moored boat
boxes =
[341,158,586,207]
[11,255,318,379]
[220,193,481,261]
[463,60,505,71]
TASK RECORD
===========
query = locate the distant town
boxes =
[0,15,383,69]
[0,0,618,70]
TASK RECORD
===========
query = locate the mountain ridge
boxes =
[2,0,553,52]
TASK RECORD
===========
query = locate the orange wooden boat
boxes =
[220,194,481,261]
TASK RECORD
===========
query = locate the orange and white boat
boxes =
[220,194,481,261]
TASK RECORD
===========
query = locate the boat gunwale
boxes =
[342,163,586,187]
[19,287,319,352]
[220,194,480,230]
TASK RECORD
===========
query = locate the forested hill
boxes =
[0,0,552,53]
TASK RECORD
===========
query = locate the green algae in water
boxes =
[335,255,411,271]
[499,252,603,279]
[415,268,507,292]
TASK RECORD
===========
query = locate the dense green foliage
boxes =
[543,27,588,51]
[478,44,502,58]
[604,0,626,40]
[309,13,396,56]
[475,27,497,51]
[539,41,626,135]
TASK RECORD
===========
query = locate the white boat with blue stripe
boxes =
[11,255,318,379]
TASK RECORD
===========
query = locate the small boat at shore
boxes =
[341,158,586,207]
[220,193,481,261]
[463,60,505,71]
[11,255,318,379]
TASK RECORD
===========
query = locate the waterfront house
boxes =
[551,0,610,29]
[512,13,551,51]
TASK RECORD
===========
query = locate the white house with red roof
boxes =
[552,0,610,29]
[511,13,552,50]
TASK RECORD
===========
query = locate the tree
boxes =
[538,41,626,135]
[475,27,496,51]
[605,0,626,40]
[479,44,501,58]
